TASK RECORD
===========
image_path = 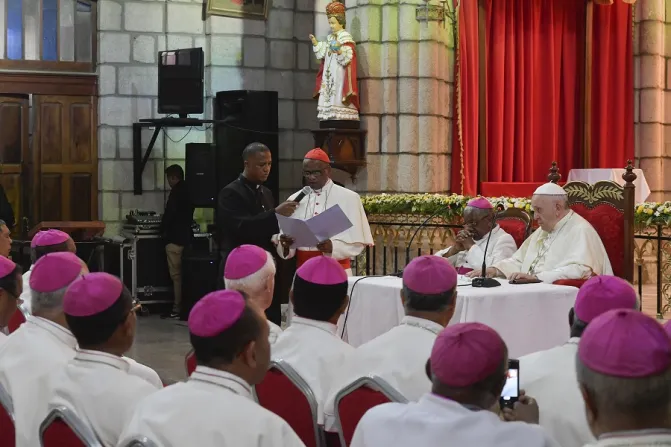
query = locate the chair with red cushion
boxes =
[185,349,197,376]
[0,382,15,447]
[553,161,637,286]
[40,406,103,447]
[7,307,27,334]
[255,360,323,447]
[496,208,532,248]
[334,376,408,447]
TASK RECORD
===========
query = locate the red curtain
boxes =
[486,0,585,183]
[589,0,634,167]
[450,0,479,195]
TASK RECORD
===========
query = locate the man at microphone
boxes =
[275,148,373,275]
[435,198,516,274]
[217,142,298,324]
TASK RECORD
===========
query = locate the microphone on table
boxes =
[472,206,504,288]
[393,207,446,278]
[292,186,313,203]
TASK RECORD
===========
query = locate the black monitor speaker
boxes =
[214,90,279,205]
[185,143,217,207]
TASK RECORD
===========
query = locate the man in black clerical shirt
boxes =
[217,143,297,324]
[161,164,195,319]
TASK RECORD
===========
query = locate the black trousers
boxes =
[218,251,285,326]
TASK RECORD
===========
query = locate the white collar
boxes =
[291,316,338,336]
[189,366,253,400]
[596,429,671,446]
[400,316,443,335]
[312,179,333,195]
[27,316,77,350]
[548,210,574,234]
[476,225,500,244]
[74,349,130,372]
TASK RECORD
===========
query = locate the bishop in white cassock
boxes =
[224,244,282,344]
[272,256,354,425]
[323,255,458,431]
[519,276,638,447]
[351,322,559,447]
[46,273,160,446]
[0,256,20,348]
[119,290,305,447]
[435,197,517,274]
[577,309,671,447]
[20,229,76,315]
[276,148,373,275]
[470,182,612,283]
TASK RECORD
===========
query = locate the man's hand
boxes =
[466,267,500,278]
[279,235,295,257]
[502,390,540,424]
[309,34,318,46]
[275,201,298,217]
[508,273,538,282]
[456,228,475,250]
[316,239,333,254]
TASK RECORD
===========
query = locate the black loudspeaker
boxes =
[214,91,279,205]
[185,143,217,207]
[181,252,219,319]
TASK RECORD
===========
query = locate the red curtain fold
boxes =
[450,0,479,195]
[589,0,634,167]
[485,0,585,183]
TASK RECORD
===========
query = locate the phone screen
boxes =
[500,359,519,407]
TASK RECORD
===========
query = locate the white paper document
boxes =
[277,205,353,248]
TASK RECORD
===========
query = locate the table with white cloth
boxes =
[337,276,579,358]
[566,168,650,203]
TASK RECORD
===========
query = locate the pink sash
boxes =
[456,267,473,275]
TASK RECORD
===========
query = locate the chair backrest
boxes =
[496,208,532,248]
[254,360,322,447]
[7,308,26,334]
[0,382,15,447]
[334,376,408,447]
[40,406,103,447]
[122,436,158,447]
[185,349,197,376]
[562,161,636,281]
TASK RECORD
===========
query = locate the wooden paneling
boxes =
[0,95,29,234]
[34,95,98,222]
[0,73,97,96]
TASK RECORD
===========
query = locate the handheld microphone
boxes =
[393,207,446,277]
[472,206,503,288]
[293,186,313,203]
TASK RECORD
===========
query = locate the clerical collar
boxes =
[598,429,671,442]
[548,210,574,234]
[291,316,338,337]
[28,315,77,350]
[74,349,130,372]
[190,366,253,400]
[312,179,333,194]
[400,316,443,335]
[239,174,260,190]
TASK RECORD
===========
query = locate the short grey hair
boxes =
[224,250,276,295]
[575,355,671,415]
[31,285,68,315]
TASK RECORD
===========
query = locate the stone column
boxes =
[327,0,454,194]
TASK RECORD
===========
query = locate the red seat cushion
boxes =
[497,219,527,248]
[570,203,624,278]
[337,387,391,446]
[185,351,197,377]
[42,419,86,447]
[0,404,15,447]
[256,369,319,447]
[553,279,588,288]
[7,309,25,334]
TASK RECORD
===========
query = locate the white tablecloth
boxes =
[337,276,579,358]
[566,168,650,203]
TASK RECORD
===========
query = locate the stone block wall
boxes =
[634,0,671,202]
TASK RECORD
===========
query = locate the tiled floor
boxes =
[129,286,669,385]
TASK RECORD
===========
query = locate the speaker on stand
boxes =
[185,143,217,208]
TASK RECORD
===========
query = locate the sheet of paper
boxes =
[276,205,354,249]
[305,205,353,242]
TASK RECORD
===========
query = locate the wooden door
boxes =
[0,95,29,234]
[33,95,98,222]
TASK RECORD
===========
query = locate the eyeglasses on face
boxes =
[302,170,324,178]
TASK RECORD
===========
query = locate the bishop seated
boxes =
[468,182,612,283]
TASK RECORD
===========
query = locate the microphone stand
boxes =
[393,208,446,277]
[471,211,502,288]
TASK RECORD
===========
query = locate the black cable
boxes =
[340,275,386,339]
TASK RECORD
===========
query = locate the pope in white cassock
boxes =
[276,148,373,275]
[519,276,639,447]
[119,290,305,447]
[435,197,517,274]
[469,182,612,283]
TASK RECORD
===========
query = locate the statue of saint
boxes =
[309,0,360,122]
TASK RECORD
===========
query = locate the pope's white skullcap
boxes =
[533,182,567,197]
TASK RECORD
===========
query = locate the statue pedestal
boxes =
[311,125,367,181]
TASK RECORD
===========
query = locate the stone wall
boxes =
[634,0,671,203]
